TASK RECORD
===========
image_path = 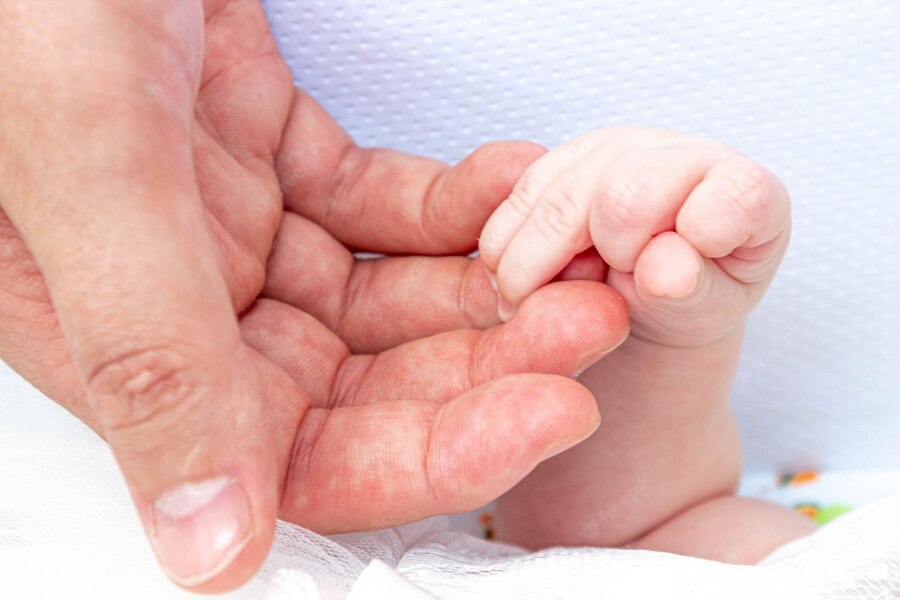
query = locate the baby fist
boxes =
[479,127,791,347]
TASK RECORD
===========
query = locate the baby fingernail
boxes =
[151,476,252,587]
[498,296,514,322]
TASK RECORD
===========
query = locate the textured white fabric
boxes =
[261,0,900,471]
[2,392,900,599]
[2,1,899,598]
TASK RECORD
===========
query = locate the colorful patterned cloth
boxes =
[740,469,900,525]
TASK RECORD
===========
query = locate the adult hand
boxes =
[0,0,627,592]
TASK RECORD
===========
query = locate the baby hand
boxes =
[479,127,791,347]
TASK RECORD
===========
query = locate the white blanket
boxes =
[1,394,899,599]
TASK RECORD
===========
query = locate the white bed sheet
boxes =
[2,391,899,599]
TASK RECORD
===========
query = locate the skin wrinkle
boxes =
[422,402,447,508]
[279,405,325,516]
[108,376,217,465]
[261,212,352,330]
[201,209,264,311]
[327,144,372,237]
[715,231,791,286]
[198,49,284,109]
[192,121,281,219]
[331,354,379,408]
[468,261,500,329]
[455,261,474,332]
[86,345,205,435]
[462,332,482,405]
[420,163,448,248]
[202,0,233,23]
[336,260,377,345]
[717,160,771,226]
[322,345,352,408]
[0,284,56,326]
[196,64,289,169]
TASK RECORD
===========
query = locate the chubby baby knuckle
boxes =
[86,345,208,433]
[599,176,647,232]
[534,189,582,240]
[722,159,773,223]
[504,185,536,219]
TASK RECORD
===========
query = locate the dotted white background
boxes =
[261,0,900,472]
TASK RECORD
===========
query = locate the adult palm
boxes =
[0,0,627,592]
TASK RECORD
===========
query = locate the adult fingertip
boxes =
[151,476,254,588]
[460,374,599,475]
[87,347,279,593]
[498,280,629,376]
[149,468,278,594]
[470,140,548,193]
[573,325,630,378]
[449,140,549,256]
[539,384,601,461]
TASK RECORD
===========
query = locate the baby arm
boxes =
[478,127,814,561]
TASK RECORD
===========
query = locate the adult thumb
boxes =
[0,26,277,599]
[2,149,279,591]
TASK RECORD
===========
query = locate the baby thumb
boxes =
[0,4,277,583]
[634,232,705,301]
[631,232,742,345]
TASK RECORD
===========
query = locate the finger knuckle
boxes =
[534,189,583,241]
[505,186,536,219]
[86,345,207,434]
[722,159,773,224]
[600,176,647,232]
[332,146,374,215]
